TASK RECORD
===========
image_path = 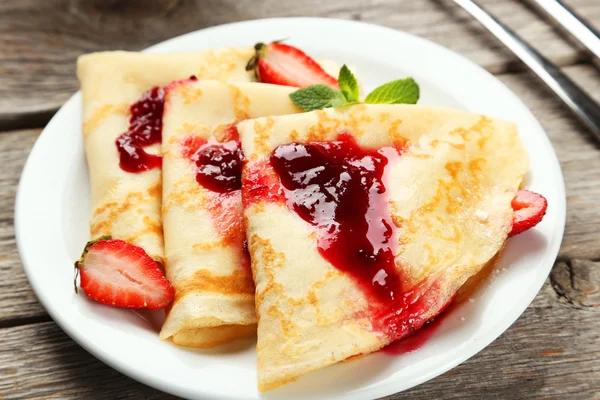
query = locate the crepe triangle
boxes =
[159,80,303,347]
[236,104,528,390]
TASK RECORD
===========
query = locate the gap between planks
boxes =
[0,315,52,329]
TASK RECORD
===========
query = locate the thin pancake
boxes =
[237,104,528,391]
[77,48,256,263]
[159,80,302,347]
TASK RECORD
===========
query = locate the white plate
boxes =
[16,17,565,400]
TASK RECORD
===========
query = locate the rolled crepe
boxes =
[159,80,303,347]
[77,49,256,263]
[237,104,528,390]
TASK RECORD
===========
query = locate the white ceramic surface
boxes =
[15,17,565,400]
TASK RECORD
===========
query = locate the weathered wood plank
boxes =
[0,321,178,399]
[551,259,600,308]
[0,129,48,325]
[1,275,598,400]
[1,0,598,128]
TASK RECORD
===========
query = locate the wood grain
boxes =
[0,321,178,400]
[0,129,49,326]
[551,259,600,308]
[1,280,597,400]
[1,0,599,128]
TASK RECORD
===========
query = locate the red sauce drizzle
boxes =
[270,132,442,341]
[116,76,199,173]
[180,129,249,270]
[194,141,244,192]
[382,314,444,354]
[242,160,286,208]
[270,132,401,302]
[116,86,165,173]
[182,126,244,193]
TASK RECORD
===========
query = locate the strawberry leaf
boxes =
[289,84,348,111]
[364,78,420,105]
[338,65,359,103]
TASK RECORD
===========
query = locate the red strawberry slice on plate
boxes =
[246,42,339,89]
[74,237,174,309]
[510,189,548,237]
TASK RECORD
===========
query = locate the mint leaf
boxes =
[289,70,420,112]
[364,78,419,105]
[338,65,359,103]
[331,97,354,108]
[289,84,347,111]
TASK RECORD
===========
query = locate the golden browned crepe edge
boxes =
[159,80,307,347]
[237,104,529,391]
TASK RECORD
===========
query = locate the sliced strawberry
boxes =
[74,237,174,309]
[509,189,548,237]
[246,42,339,89]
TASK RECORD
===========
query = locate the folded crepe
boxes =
[159,80,303,347]
[237,104,528,391]
[77,48,256,264]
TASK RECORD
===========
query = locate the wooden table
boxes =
[1,1,599,399]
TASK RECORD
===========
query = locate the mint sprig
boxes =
[289,84,347,112]
[364,78,419,105]
[338,65,360,103]
[290,65,420,112]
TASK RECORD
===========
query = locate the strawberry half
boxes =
[74,237,174,309]
[246,42,339,89]
[509,189,548,237]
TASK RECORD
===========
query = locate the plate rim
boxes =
[15,16,566,400]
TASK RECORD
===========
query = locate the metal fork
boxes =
[452,0,600,142]
[530,0,600,61]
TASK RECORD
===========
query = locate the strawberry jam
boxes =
[242,160,286,207]
[270,133,446,341]
[180,129,249,270]
[194,141,244,193]
[270,133,402,303]
[181,127,244,194]
[383,320,438,354]
[116,86,165,172]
